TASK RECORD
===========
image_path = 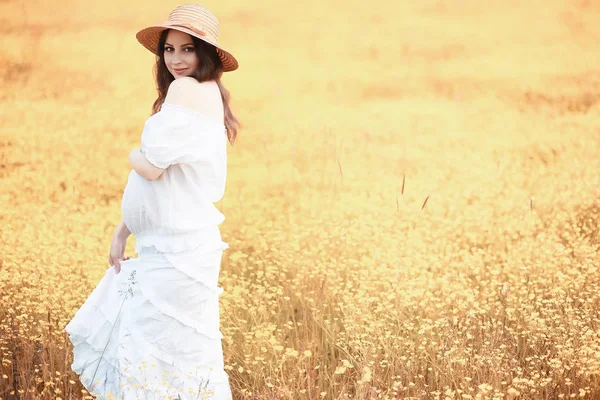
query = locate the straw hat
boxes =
[136,4,238,72]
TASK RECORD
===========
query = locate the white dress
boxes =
[64,103,233,400]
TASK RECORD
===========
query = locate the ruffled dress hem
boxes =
[64,246,233,400]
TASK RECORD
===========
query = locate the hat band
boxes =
[171,23,207,37]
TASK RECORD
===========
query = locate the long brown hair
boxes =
[151,29,239,144]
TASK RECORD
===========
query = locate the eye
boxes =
[164,46,174,52]
[184,47,195,52]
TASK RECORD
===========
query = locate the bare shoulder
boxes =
[165,78,223,121]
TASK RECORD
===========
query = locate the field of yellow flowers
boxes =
[1,0,600,398]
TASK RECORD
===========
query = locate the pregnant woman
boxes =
[64,4,239,399]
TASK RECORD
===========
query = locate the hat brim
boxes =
[136,24,238,72]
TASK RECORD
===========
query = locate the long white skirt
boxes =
[64,244,233,400]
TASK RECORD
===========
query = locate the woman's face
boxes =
[163,30,199,79]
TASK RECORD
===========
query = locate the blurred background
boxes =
[1,0,600,398]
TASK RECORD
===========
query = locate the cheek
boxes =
[186,54,199,66]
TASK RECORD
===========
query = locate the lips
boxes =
[173,68,187,74]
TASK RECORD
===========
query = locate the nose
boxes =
[170,51,183,64]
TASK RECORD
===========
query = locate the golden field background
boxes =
[1,0,600,398]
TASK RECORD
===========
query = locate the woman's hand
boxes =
[129,148,165,181]
[109,233,130,274]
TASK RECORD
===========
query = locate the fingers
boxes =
[109,255,122,273]
[109,252,130,274]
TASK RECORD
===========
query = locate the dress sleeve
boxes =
[141,103,227,169]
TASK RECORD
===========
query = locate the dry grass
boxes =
[1,0,600,399]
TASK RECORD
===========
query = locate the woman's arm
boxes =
[110,220,131,272]
[129,148,164,181]
[113,219,131,240]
